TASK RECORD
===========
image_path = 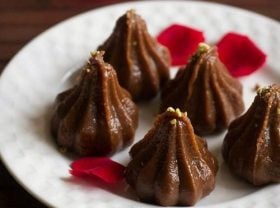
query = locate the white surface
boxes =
[0,1,279,207]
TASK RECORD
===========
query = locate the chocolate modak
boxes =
[51,51,138,156]
[222,84,280,185]
[125,107,218,206]
[161,43,244,135]
[98,9,170,101]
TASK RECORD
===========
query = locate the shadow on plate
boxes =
[61,176,139,201]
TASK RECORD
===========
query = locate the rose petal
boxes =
[157,24,205,66]
[70,157,125,184]
[217,32,267,77]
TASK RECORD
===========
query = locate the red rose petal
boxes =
[157,24,205,66]
[70,157,125,184]
[217,32,267,77]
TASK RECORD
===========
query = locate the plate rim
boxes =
[0,1,279,207]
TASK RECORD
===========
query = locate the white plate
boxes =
[0,1,279,207]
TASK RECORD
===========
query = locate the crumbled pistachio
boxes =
[257,86,270,96]
[277,107,280,115]
[170,119,177,125]
[175,108,182,117]
[198,42,210,53]
[90,50,105,57]
[90,51,97,56]
[167,107,175,112]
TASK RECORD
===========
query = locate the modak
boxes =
[125,107,218,206]
[223,84,280,185]
[98,10,170,101]
[51,51,138,156]
[161,43,244,135]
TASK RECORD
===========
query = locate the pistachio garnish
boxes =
[170,119,177,125]
[175,108,182,117]
[257,86,270,96]
[198,42,210,53]
[167,107,175,112]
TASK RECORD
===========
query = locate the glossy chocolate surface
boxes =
[98,10,170,101]
[125,107,218,206]
[223,84,280,185]
[51,51,138,156]
[161,44,244,135]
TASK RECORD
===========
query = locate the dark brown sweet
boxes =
[125,107,218,206]
[222,84,280,186]
[161,43,244,135]
[98,9,171,101]
[51,51,138,156]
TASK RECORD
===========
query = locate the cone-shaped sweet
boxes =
[125,107,218,206]
[98,9,171,101]
[161,43,244,135]
[51,51,139,156]
[222,84,280,185]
